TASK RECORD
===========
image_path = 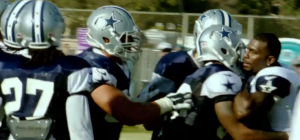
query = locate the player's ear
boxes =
[266,56,276,66]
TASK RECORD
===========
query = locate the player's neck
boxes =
[193,50,197,58]
[100,49,124,64]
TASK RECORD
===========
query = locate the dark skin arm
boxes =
[233,88,275,121]
[215,101,288,140]
[91,84,162,126]
[143,93,168,130]
[143,116,164,131]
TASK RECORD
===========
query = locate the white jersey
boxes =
[290,93,300,140]
[248,66,300,132]
[177,69,242,99]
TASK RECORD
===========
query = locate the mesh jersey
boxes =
[76,47,130,140]
[0,50,29,70]
[290,93,300,140]
[140,50,198,100]
[0,56,90,140]
[248,66,300,132]
[161,64,242,140]
[0,51,29,140]
[140,50,199,139]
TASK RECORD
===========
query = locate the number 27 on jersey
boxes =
[1,77,54,119]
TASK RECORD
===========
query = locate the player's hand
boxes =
[129,89,160,103]
[165,92,193,110]
[164,92,193,120]
[153,92,193,116]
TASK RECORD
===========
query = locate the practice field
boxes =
[120,125,152,140]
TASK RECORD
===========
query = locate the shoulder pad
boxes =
[140,72,176,97]
[254,66,299,87]
[155,51,194,76]
[59,56,91,70]
[0,53,28,69]
[154,51,198,89]
[253,67,300,99]
[205,71,242,98]
[255,75,291,99]
[68,67,117,94]
[181,64,230,92]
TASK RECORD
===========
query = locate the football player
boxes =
[0,0,29,70]
[76,5,155,140]
[0,0,31,58]
[0,0,26,138]
[232,33,298,139]
[140,9,243,103]
[140,9,242,139]
[0,0,91,139]
[158,24,244,140]
[162,26,290,140]
[65,6,193,140]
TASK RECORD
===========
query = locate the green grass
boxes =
[121,125,151,133]
[120,125,152,140]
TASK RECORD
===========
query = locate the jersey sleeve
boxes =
[255,75,291,99]
[67,67,117,94]
[290,94,300,140]
[66,95,94,140]
[204,71,242,103]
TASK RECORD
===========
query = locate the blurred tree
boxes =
[9,0,298,38]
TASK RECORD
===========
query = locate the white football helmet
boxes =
[86,6,141,61]
[193,9,242,44]
[196,25,246,77]
[0,0,9,17]
[0,0,65,49]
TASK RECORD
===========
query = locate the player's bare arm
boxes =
[233,74,291,120]
[233,89,274,120]
[91,84,191,126]
[143,116,164,131]
[92,84,161,125]
[215,101,288,140]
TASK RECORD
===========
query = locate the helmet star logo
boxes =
[199,14,209,25]
[215,27,232,42]
[103,13,121,31]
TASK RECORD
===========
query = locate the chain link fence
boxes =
[59,9,300,96]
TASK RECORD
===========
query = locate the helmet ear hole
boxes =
[221,48,228,55]
[103,37,110,43]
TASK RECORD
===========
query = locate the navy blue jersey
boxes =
[0,56,90,140]
[140,51,198,101]
[0,50,28,70]
[160,64,243,140]
[75,48,130,140]
[140,51,198,140]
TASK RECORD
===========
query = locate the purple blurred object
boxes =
[77,28,91,50]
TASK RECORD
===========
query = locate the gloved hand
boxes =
[154,92,193,116]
